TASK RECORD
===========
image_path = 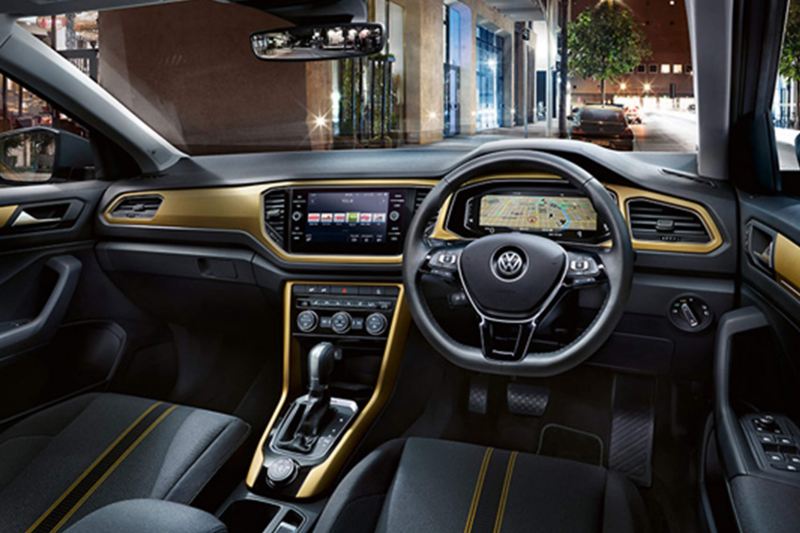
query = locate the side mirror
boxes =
[251,23,384,61]
[0,127,92,185]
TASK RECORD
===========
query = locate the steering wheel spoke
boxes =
[479,318,536,361]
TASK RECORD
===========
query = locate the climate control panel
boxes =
[291,284,398,339]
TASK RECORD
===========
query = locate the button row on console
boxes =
[299,298,393,311]
[293,285,399,297]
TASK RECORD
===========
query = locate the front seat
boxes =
[0,393,249,532]
[315,438,651,533]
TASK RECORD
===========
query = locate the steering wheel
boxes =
[403,150,634,377]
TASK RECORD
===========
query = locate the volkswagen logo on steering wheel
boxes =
[492,248,527,281]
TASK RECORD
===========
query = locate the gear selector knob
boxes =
[307,342,341,394]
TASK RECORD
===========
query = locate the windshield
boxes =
[12,0,698,155]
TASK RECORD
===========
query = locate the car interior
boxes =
[0,0,799,532]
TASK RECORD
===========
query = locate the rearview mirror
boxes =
[251,23,384,61]
[0,127,93,185]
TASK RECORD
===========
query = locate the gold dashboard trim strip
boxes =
[103,175,724,259]
[103,180,439,265]
[775,233,800,298]
[245,281,411,498]
[0,205,18,227]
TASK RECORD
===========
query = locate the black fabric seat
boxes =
[0,393,249,532]
[315,437,651,533]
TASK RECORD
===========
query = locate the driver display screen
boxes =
[479,194,597,232]
[304,190,390,245]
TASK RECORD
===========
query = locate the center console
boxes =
[246,281,409,499]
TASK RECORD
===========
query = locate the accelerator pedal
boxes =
[608,373,656,487]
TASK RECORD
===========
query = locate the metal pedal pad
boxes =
[468,375,489,414]
[506,383,550,417]
[608,374,656,487]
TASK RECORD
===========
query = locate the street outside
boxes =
[630,108,697,152]
[426,107,799,170]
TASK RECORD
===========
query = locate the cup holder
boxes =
[219,499,306,533]
[220,500,280,533]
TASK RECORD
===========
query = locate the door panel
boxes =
[0,180,118,422]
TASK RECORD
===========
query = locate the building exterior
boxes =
[568,0,693,108]
[92,0,533,151]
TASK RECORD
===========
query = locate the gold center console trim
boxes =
[245,281,411,498]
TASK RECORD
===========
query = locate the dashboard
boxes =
[100,168,729,271]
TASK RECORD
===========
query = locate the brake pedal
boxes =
[506,383,550,417]
[468,375,489,414]
[608,374,656,487]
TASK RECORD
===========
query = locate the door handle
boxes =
[11,210,63,227]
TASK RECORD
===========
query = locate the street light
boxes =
[619,82,628,91]
[643,82,652,93]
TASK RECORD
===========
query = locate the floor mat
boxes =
[537,423,604,466]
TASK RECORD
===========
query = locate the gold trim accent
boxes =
[51,405,178,532]
[775,233,800,297]
[103,180,438,265]
[103,174,724,259]
[607,184,724,254]
[26,401,164,533]
[431,175,724,254]
[245,281,411,498]
[464,447,494,533]
[0,205,18,227]
[492,451,518,533]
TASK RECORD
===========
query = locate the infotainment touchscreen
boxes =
[305,190,389,244]
[288,188,411,254]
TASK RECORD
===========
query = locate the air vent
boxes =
[110,195,162,219]
[627,199,711,244]
[263,189,288,245]
[414,188,431,212]
[413,187,439,235]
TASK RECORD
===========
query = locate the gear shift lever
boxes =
[281,342,341,453]
[307,342,339,396]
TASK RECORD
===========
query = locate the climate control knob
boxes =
[330,311,352,334]
[296,310,319,333]
[365,313,388,336]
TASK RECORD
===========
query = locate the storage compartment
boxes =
[218,489,316,533]
[219,500,281,533]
